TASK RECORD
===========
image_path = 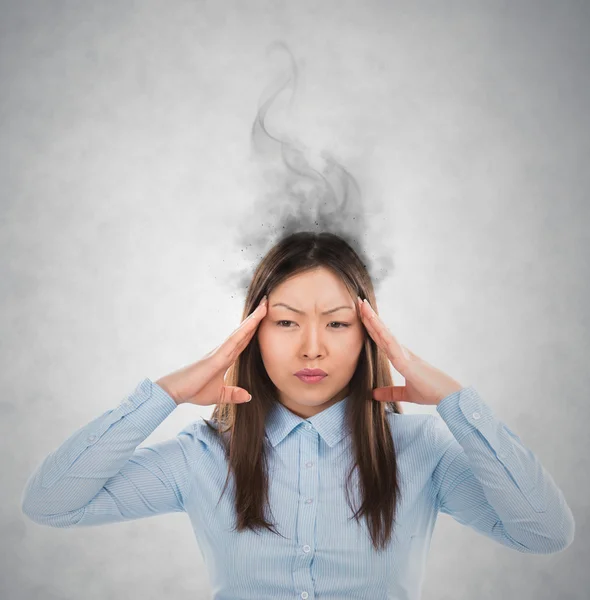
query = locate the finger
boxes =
[357,297,385,348]
[357,298,407,362]
[242,301,265,324]
[220,385,252,404]
[241,300,267,330]
[373,385,406,403]
[220,301,267,363]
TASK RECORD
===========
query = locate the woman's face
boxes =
[256,267,365,418]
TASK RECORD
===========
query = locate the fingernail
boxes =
[247,394,252,402]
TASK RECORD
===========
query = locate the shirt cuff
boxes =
[120,377,179,438]
[436,385,494,443]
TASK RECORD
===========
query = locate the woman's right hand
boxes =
[155,295,268,406]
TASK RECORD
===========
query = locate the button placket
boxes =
[298,424,316,569]
[304,454,314,506]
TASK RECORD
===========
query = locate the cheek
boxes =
[257,327,287,360]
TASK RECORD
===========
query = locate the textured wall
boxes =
[2,1,588,599]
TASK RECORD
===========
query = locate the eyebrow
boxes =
[271,302,354,316]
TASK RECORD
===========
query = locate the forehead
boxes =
[267,268,355,316]
[271,267,349,297]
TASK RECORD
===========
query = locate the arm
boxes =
[21,378,200,528]
[431,386,575,554]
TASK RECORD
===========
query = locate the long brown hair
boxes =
[204,231,404,552]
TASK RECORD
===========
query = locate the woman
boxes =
[21,231,575,600]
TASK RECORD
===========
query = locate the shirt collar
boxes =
[265,394,352,448]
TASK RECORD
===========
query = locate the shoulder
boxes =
[179,417,229,453]
[426,413,457,458]
[386,412,458,477]
[386,411,433,451]
[387,411,458,462]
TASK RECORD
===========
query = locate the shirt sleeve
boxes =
[21,378,202,528]
[431,386,575,555]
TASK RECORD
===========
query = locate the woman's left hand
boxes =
[357,297,464,406]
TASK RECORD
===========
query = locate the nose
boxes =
[300,327,326,358]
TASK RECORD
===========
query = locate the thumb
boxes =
[372,386,405,403]
[223,386,252,403]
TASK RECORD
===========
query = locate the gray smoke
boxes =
[223,41,395,296]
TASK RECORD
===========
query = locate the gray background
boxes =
[2,1,588,599]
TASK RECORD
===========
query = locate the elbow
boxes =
[552,501,576,553]
[539,533,574,555]
[21,498,47,526]
[21,505,44,526]
[21,502,64,528]
[534,513,576,555]
[536,493,576,554]
[557,510,576,553]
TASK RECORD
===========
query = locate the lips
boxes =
[295,368,327,376]
[295,373,327,383]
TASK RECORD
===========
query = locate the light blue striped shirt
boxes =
[21,378,575,600]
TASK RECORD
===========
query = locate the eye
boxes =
[275,320,350,329]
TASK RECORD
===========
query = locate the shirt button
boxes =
[305,423,312,430]
[498,452,507,459]
[305,498,313,504]
[472,411,481,420]
[87,434,97,443]
[303,545,311,553]
[301,593,309,599]
[305,461,314,468]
